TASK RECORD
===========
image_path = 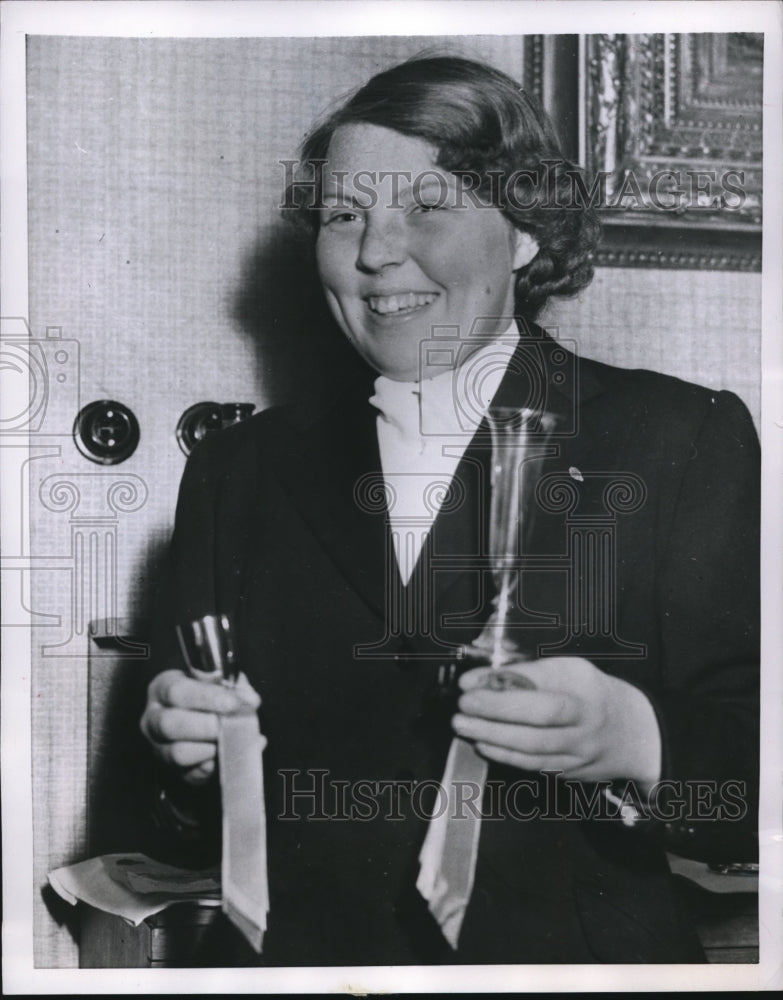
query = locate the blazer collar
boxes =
[491,320,607,423]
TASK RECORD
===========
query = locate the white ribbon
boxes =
[417,736,488,949]
[218,710,269,953]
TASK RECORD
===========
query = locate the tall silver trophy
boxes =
[465,405,556,690]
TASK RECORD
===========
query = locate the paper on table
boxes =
[47,853,221,927]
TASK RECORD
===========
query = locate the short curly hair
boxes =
[285,55,601,321]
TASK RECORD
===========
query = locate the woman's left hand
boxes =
[452,656,662,788]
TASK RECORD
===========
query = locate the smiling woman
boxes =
[141,56,760,967]
[313,122,538,380]
[289,56,601,329]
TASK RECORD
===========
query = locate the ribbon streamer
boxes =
[417,736,488,949]
[218,709,269,953]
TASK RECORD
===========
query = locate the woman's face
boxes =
[315,123,538,382]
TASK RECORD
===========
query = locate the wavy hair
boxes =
[285,55,601,320]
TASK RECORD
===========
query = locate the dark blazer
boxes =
[149,325,759,966]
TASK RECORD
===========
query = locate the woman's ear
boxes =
[512,229,539,271]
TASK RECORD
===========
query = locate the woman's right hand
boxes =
[140,669,261,785]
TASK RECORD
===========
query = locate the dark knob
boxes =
[176,402,256,456]
[73,400,140,465]
[220,402,256,426]
[176,402,223,456]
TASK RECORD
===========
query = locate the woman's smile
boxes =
[365,290,439,317]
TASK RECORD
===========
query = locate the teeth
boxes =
[368,292,437,314]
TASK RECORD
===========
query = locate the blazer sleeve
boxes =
[148,414,264,666]
[645,389,760,863]
[142,425,259,865]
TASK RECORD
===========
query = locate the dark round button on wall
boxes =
[220,402,256,427]
[176,401,223,456]
[177,401,257,455]
[73,399,140,465]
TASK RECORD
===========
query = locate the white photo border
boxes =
[2,1,781,993]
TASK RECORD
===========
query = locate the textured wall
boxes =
[543,268,760,424]
[25,35,760,967]
[25,32,535,969]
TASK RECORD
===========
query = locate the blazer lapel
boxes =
[421,325,610,631]
[265,375,395,622]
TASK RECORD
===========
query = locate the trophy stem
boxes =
[465,406,555,678]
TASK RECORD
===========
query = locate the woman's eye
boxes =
[322,209,362,226]
[414,202,445,213]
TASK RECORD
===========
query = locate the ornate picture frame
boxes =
[530,34,763,271]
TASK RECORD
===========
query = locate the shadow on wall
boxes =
[85,223,367,820]
[231,220,371,410]
[121,220,371,663]
[123,218,371,651]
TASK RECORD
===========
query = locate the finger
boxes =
[458,662,538,692]
[508,656,599,695]
[473,741,583,774]
[148,668,186,700]
[479,670,537,692]
[233,672,262,710]
[154,671,245,714]
[156,740,217,770]
[183,759,216,785]
[146,706,221,744]
[458,688,579,727]
[458,666,493,691]
[452,713,579,756]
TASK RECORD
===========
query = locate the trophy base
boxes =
[461,639,537,691]
[481,669,536,691]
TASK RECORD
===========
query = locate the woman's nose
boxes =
[356,214,407,273]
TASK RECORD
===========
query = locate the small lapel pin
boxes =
[568,466,584,482]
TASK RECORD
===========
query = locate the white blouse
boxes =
[369,323,519,584]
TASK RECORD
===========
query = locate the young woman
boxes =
[141,56,759,965]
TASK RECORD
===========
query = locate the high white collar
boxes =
[369,322,520,440]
